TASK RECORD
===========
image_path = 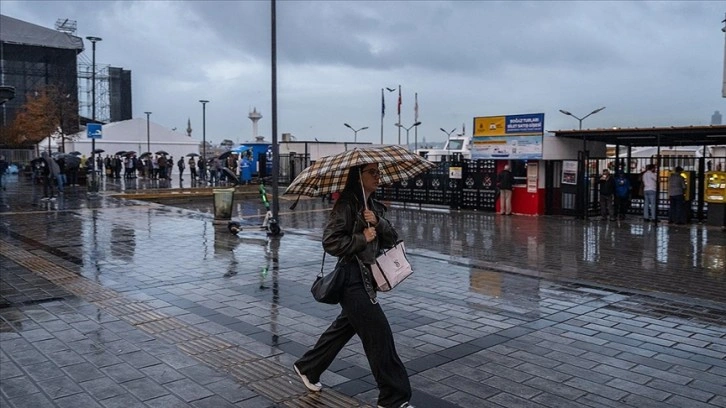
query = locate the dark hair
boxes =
[343,165,364,198]
[675,166,683,173]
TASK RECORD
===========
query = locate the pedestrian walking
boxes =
[496,164,514,215]
[293,163,414,408]
[598,169,616,220]
[40,152,60,200]
[641,164,657,221]
[668,166,687,225]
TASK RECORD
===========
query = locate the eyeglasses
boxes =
[362,168,381,177]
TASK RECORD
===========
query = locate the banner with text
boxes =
[472,113,544,160]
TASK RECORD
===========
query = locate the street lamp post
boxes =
[395,121,421,150]
[344,123,368,143]
[440,127,456,158]
[144,111,151,154]
[558,107,606,130]
[559,107,605,220]
[440,127,456,139]
[86,36,102,194]
[199,100,209,161]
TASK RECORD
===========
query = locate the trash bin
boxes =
[213,188,235,223]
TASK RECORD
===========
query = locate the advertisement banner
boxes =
[472,113,544,160]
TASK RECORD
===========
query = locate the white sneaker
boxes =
[293,364,322,392]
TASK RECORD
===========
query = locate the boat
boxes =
[416,134,472,162]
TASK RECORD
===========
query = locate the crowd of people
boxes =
[26,149,265,199]
[597,163,689,224]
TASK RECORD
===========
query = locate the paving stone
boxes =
[99,393,143,408]
[121,377,170,401]
[0,376,41,399]
[54,392,104,408]
[100,362,145,384]
[203,378,258,403]
[164,378,215,402]
[6,391,56,408]
[79,377,127,401]
[36,375,84,399]
[24,360,64,381]
[63,361,106,383]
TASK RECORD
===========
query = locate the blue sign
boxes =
[505,113,544,134]
[87,123,102,139]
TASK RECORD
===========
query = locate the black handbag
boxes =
[311,253,345,304]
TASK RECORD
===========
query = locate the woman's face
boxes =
[360,164,380,194]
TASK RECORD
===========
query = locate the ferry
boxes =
[416,134,472,162]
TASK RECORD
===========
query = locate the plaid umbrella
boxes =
[285,145,436,198]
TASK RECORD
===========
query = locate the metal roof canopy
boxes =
[551,125,726,147]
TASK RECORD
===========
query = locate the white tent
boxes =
[46,118,199,161]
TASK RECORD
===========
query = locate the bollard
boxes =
[212,187,235,223]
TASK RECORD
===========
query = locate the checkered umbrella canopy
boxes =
[284,145,436,197]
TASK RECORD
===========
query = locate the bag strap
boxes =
[319,252,326,277]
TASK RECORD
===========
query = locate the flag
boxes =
[397,86,402,116]
[381,91,385,118]
[414,93,419,122]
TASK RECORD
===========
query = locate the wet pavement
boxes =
[1,173,725,408]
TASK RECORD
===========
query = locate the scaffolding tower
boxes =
[77,61,110,123]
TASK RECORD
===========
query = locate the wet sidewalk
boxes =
[1,173,725,408]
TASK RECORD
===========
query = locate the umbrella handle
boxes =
[359,169,370,227]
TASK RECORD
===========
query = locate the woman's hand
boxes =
[363,209,378,226]
[363,226,377,242]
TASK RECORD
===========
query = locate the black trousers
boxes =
[295,262,411,408]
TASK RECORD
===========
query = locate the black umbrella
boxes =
[124,151,137,157]
[186,152,200,157]
[218,150,239,162]
[69,151,82,156]
[155,150,169,155]
[92,148,105,154]
[115,150,127,156]
[139,152,152,159]
[56,154,81,168]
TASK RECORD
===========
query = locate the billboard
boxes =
[472,113,544,160]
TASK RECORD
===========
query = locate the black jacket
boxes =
[322,190,398,300]
[599,174,616,196]
[497,170,514,190]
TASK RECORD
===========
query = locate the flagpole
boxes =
[397,85,402,145]
[414,92,419,151]
[380,88,384,144]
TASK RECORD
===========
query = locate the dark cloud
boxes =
[1,0,723,144]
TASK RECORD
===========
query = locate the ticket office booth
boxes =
[495,160,543,215]
[704,171,726,227]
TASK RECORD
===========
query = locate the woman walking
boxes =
[293,163,414,408]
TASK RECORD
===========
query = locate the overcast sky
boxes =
[3,1,725,147]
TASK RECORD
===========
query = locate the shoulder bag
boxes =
[311,252,345,304]
[370,240,412,292]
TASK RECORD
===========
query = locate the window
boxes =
[509,160,527,185]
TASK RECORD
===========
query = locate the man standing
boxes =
[177,157,185,181]
[642,164,657,222]
[668,166,686,225]
[598,169,616,220]
[496,164,514,215]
